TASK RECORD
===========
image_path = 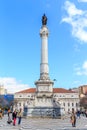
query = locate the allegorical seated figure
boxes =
[42,14,47,25]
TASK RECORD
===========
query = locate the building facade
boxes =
[0,84,7,95]
[14,88,79,117]
[79,85,87,98]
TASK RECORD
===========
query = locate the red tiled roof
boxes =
[53,88,76,93]
[15,88,76,94]
[16,88,36,93]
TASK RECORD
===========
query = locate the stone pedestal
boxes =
[23,107,63,118]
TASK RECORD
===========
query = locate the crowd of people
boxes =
[7,108,22,126]
[0,108,23,126]
[0,107,87,127]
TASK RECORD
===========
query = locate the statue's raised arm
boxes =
[42,14,47,25]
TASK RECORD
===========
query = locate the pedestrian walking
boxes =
[12,110,17,126]
[76,110,80,119]
[17,108,22,125]
[85,110,87,117]
[0,109,2,119]
[70,109,76,127]
[7,113,12,124]
[7,108,11,117]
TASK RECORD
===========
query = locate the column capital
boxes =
[40,26,49,37]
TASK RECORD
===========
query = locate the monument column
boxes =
[40,15,49,80]
[35,14,54,95]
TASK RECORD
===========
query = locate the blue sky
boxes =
[0,0,87,93]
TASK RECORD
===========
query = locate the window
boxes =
[19,103,21,106]
[53,99,55,103]
[63,103,65,106]
[68,103,70,106]
[68,108,70,112]
[72,103,74,106]
[76,103,78,107]
[27,101,29,104]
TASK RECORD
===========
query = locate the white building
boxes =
[14,88,79,115]
[14,14,79,117]
[0,84,7,95]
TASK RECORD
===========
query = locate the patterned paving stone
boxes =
[0,115,87,130]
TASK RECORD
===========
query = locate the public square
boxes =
[0,114,87,130]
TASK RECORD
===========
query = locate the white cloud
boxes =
[0,77,30,94]
[83,61,87,69]
[75,61,87,75]
[63,1,83,16]
[78,0,87,2]
[62,1,87,43]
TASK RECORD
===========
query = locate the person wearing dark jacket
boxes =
[12,110,17,126]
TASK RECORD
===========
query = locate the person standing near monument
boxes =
[70,108,76,127]
[12,110,17,126]
[7,108,11,117]
[17,108,22,125]
[0,108,2,119]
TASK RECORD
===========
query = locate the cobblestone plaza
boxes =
[0,115,87,130]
